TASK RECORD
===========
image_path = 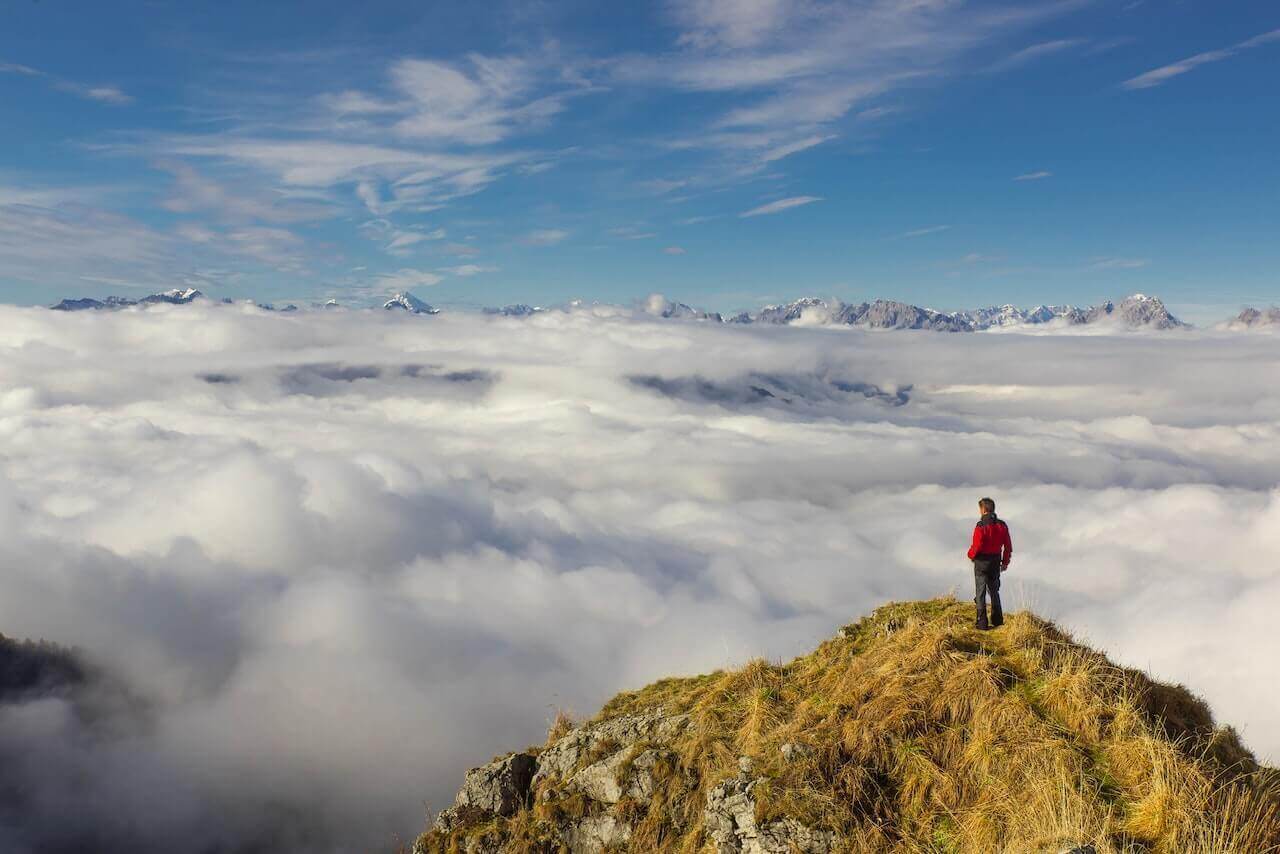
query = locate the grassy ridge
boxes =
[416,597,1280,853]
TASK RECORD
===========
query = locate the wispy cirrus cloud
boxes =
[609,226,657,240]
[1,58,133,104]
[0,60,41,75]
[1123,27,1280,90]
[325,55,581,146]
[1014,170,1053,181]
[987,38,1086,72]
[375,267,444,290]
[439,264,497,276]
[740,195,822,217]
[521,228,569,246]
[894,224,952,239]
[612,1,1085,176]
[1090,256,1149,270]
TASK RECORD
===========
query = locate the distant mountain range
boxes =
[51,287,205,311]
[655,292,1188,331]
[42,288,1280,332]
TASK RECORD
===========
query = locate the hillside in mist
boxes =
[414,599,1279,854]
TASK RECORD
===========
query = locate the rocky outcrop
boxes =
[703,773,836,854]
[420,711,690,853]
[560,815,632,852]
[432,752,536,834]
[421,707,843,854]
[532,709,689,786]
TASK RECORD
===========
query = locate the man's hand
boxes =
[1000,563,1009,573]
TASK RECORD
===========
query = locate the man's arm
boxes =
[1001,523,1012,568]
[966,524,981,560]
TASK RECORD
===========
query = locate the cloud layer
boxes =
[1,304,1278,851]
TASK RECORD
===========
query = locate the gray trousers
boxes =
[973,558,1003,629]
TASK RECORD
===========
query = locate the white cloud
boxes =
[374,268,444,290]
[988,38,1086,72]
[1090,257,1149,270]
[613,0,1082,175]
[758,133,836,163]
[0,306,1278,853]
[1014,170,1053,181]
[443,242,482,257]
[521,228,569,246]
[384,228,446,256]
[79,85,133,105]
[609,226,657,240]
[1123,28,1280,90]
[159,161,331,224]
[896,224,952,239]
[0,60,41,75]
[739,195,822,217]
[673,0,799,50]
[439,264,497,276]
[309,53,591,150]
[663,246,687,255]
[0,60,132,104]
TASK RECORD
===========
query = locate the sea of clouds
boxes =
[1,301,1278,851]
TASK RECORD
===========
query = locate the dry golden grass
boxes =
[415,597,1280,853]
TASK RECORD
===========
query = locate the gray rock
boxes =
[704,775,836,854]
[433,751,536,832]
[560,815,632,853]
[533,711,689,786]
[572,747,674,804]
[779,742,813,763]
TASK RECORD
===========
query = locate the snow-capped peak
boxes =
[383,291,438,314]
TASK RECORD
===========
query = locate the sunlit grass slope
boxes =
[414,597,1279,853]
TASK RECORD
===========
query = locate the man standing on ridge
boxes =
[968,497,1012,630]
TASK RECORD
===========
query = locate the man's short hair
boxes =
[979,497,996,513]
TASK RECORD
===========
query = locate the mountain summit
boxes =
[383,291,439,314]
[411,598,1278,854]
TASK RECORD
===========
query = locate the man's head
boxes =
[978,497,996,516]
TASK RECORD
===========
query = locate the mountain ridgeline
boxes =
[410,598,1279,854]
[43,288,1280,333]
[647,292,1187,331]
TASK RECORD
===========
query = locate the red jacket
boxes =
[968,514,1012,566]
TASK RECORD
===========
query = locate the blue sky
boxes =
[1,0,1277,321]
